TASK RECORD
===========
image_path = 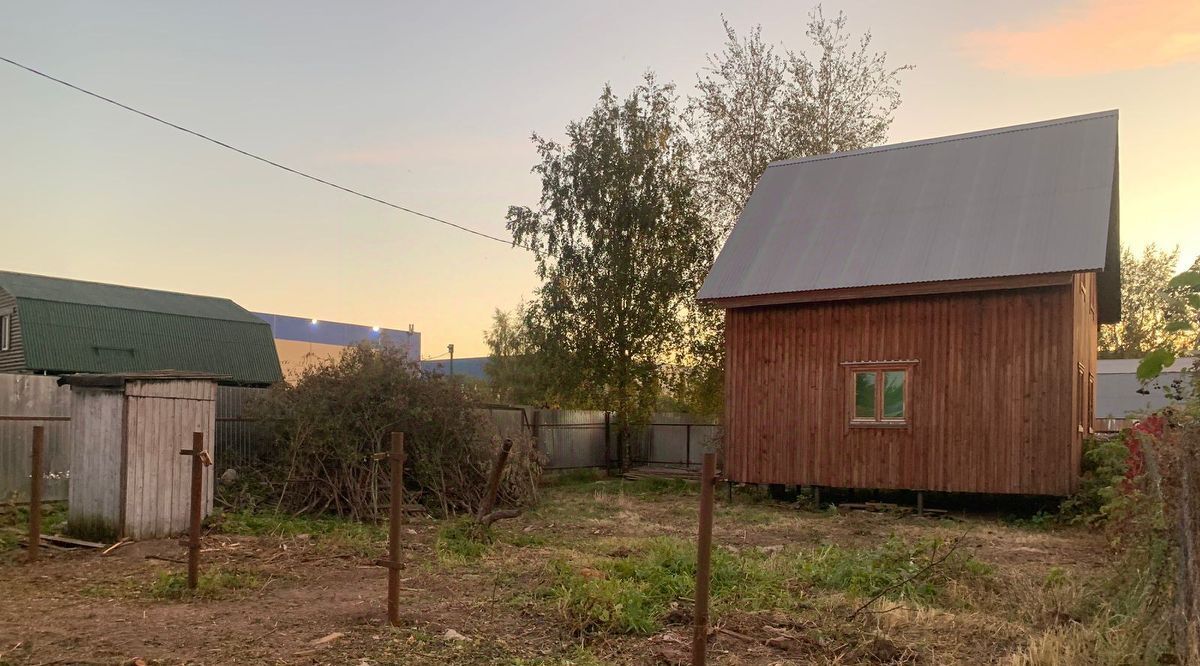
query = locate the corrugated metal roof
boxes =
[0,270,263,322]
[0,271,282,385]
[698,111,1121,317]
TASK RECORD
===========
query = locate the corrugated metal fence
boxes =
[1,370,718,500]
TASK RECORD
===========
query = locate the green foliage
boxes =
[436,517,494,561]
[795,536,992,605]
[250,343,539,519]
[507,74,715,446]
[148,568,263,600]
[1100,244,1196,357]
[213,508,385,557]
[547,535,990,636]
[1059,437,1129,523]
[1138,348,1178,381]
[0,502,68,552]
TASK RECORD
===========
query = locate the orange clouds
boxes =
[963,0,1200,76]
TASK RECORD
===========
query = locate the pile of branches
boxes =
[248,343,540,520]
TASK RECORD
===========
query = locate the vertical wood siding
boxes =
[67,379,217,539]
[0,289,23,373]
[122,380,216,539]
[68,389,125,533]
[724,281,1086,496]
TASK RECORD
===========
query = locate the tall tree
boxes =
[507,74,714,466]
[676,7,910,415]
[688,7,911,238]
[1101,244,1198,357]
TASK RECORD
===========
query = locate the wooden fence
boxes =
[0,374,71,502]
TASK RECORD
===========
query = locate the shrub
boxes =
[248,344,540,519]
[1059,436,1129,523]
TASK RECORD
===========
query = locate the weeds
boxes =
[212,508,385,557]
[0,502,68,552]
[437,517,493,561]
[546,535,992,635]
[149,568,264,600]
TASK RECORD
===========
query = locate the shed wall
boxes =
[723,283,1081,495]
[67,389,125,536]
[122,380,216,539]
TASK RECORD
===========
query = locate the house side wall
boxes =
[723,283,1078,495]
[1070,272,1100,493]
[0,289,24,372]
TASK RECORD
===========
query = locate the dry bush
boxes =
[247,343,540,520]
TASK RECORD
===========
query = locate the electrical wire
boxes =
[0,55,523,248]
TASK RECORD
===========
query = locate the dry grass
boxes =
[0,476,1127,664]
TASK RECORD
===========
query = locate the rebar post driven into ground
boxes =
[28,425,44,563]
[692,452,717,664]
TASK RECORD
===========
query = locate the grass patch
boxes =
[619,477,697,497]
[541,469,607,487]
[148,568,264,600]
[0,502,70,552]
[212,508,385,557]
[436,517,493,561]
[546,535,992,635]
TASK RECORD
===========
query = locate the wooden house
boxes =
[698,111,1121,496]
[60,372,220,540]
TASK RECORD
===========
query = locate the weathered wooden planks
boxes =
[723,277,1094,496]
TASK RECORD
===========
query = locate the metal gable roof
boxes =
[697,111,1121,315]
[0,271,282,385]
[0,270,263,322]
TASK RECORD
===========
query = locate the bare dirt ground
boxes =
[0,478,1108,665]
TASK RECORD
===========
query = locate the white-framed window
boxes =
[0,313,9,351]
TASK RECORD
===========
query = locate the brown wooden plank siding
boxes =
[0,288,24,373]
[723,277,1093,496]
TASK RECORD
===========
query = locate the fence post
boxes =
[387,432,405,626]
[603,411,612,471]
[28,425,44,562]
[692,452,717,664]
[685,424,692,468]
[179,431,211,590]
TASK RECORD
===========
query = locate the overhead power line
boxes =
[0,55,521,248]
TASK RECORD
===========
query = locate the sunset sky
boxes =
[2,0,1197,357]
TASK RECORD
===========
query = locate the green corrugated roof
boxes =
[0,271,282,385]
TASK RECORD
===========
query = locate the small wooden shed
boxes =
[60,371,222,539]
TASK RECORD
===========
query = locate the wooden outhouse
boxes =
[60,372,221,539]
[698,111,1121,496]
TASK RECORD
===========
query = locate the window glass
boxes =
[853,371,876,419]
[0,315,8,351]
[882,371,906,418]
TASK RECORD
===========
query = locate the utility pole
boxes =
[447,343,455,377]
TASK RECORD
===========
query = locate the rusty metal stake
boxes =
[179,431,211,590]
[28,425,44,562]
[386,432,404,626]
[372,432,406,627]
[477,438,513,522]
[692,452,717,665]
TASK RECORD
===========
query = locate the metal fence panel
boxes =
[535,409,609,470]
[215,386,271,470]
[0,374,71,502]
